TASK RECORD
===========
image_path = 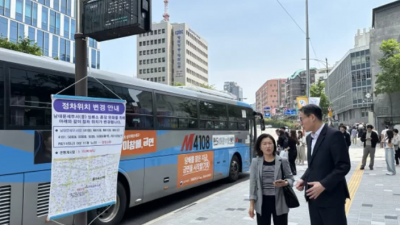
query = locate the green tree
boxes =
[173,82,185,86]
[200,84,216,90]
[310,79,331,118]
[374,39,400,124]
[0,37,42,56]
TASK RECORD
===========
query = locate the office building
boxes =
[0,0,100,68]
[255,78,286,114]
[285,68,317,109]
[224,82,243,101]
[370,1,400,131]
[326,28,372,125]
[137,21,209,86]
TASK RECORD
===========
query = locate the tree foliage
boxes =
[0,37,42,56]
[310,80,330,117]
[375,39,400,96]
[174,82,216,90]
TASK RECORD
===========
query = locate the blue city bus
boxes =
[0,48,265,225]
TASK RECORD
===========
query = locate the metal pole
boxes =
[325,57,329,99]
[74,0,87,223]
[305,0,310,99]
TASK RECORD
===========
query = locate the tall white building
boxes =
[137,21,209,86]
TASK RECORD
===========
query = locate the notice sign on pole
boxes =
[48,95,126,220]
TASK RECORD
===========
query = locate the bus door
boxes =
[250,113,265,159]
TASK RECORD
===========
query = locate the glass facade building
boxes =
[0,0,100,68]
[327,46,372,125]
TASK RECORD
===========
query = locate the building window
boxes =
[139,60,142,65]
[56,13,60,35]
[53,0,59,11]
[162,48,165,53]
[25,0,32,25]
[91,49,96,68]
[162,67,165,72]
[60,38,65,60]
[97,51,100,69]
[139,42,142,46]
[66,40,70,61]
[158,29,161,34]
[158,39,161,44]
[28,26,35,40]
[151,49,153,54]
[44,32,49,56]
[37,30,43,52]
[15,0,23,22]
[139,51,142,55]
[61,0,66,14]
[150,40,153,45]
[42,7,48,31]
[0,17,7,38]
[150,59,153,63]
[64,16,69,38]
[147,40,149,45]
[139,69,142,74]
[0,0,11,17]
[10,21,17,43]
[147,50,149,54]
[67,0,71,16]
[162,77,165,82]
[162,29,165,33]
[50,10,56,33]
[162,38,165,43]
[52,35,58,58]
[146,59,149,64]
[71,19,75,39]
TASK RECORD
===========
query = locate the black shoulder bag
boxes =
[280,163,300,208]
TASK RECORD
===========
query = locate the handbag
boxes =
[280,163,300,208]
[279,150,288,159]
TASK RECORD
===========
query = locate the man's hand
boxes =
[306,182,326,199]
[295,179,305,191]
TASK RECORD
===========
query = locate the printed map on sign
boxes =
[177,151,213,188]
[48,95,126,220]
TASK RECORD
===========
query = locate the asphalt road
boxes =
[120,173,249,225]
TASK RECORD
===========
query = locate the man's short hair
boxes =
[367,125,373,129]
[299,104,323,121]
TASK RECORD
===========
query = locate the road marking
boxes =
[345,162,363,215]
[143,179,248,225]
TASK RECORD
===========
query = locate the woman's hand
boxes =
[248,206,255,218]
[273,180,288,187]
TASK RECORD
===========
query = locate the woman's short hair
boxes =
[254,133,277,156]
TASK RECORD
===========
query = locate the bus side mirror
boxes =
[260,119,266,131]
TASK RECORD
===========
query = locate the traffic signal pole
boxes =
[74,0,88,224]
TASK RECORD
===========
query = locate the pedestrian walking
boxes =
[394,129,400,166]
[295,104,351,225]
[360,125,379,170]
[385,130,396,175]
[288,130,298,175]
[381,125,389,148]
[297,130,306,165]
[340,125,351,150]
[351,127,358,145]
[249,133,295,225]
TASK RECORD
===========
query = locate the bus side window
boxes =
[9,68,74,128]
[199,101,228,130]
[155,93,197,129]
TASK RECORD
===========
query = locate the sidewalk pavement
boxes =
[145,146,399,225]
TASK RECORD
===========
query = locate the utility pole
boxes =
[305,0,310,99]
[74,0,87,224]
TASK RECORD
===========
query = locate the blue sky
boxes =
[100,0,392,104]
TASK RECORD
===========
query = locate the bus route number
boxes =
[181,134,210,151]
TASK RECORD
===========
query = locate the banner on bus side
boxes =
[177,151,214,188]
[47,95,126,220]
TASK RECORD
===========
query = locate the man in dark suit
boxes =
[360,124,379,170]
[295,104,351,225]
[340,125,351,150]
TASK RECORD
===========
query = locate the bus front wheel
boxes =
[228,155,240,182]
[88,181,128,225]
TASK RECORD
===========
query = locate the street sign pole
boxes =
[74,0,88,224]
